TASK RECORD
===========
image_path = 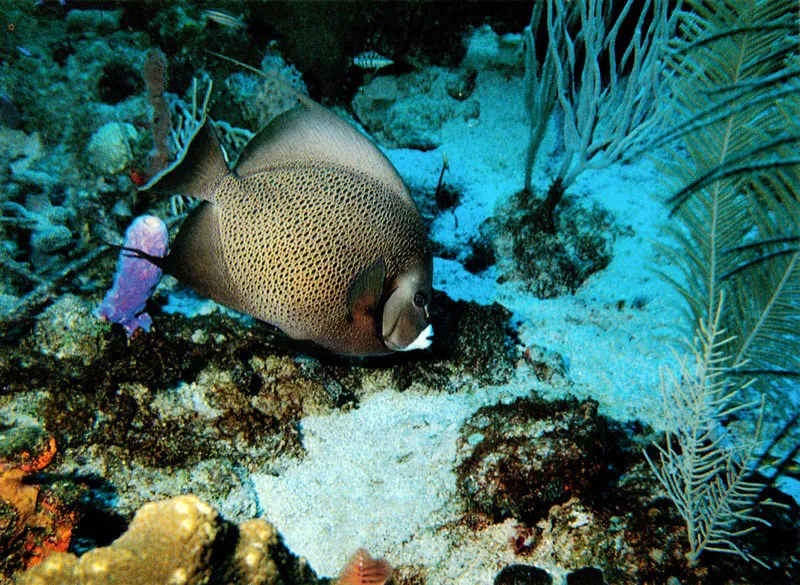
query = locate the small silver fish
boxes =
[352,51,394,71]
[203,9,245,30]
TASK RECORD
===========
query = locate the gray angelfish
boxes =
[140,93,433,356]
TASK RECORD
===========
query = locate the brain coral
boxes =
[16,495,319,585]
[18,495,219,585]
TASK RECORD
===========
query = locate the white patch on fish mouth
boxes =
[397,324,434,351]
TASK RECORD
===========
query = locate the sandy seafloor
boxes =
[222,68,765,582]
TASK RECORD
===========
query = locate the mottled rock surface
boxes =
[492,192,622,298]
[456,396,620,523]
[456,398,800,585]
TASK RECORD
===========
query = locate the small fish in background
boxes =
[337,548,392,585]
[352,51,394,71]
[96,215,169,338]
[203,9,246,30]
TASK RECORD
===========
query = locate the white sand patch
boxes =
[494,156,688,424]
[252,385,531,578]
[391,70,686,424]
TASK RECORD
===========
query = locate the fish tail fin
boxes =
[100,236,173,273]
[117,245,168,270]
[140,117,229,203]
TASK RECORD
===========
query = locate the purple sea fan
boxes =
[96,215,168,337]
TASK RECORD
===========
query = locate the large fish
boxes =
[140,93,433,356]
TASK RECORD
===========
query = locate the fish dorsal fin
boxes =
[234,102,409,197]
[141,117,229,203]
[346,258,385,319]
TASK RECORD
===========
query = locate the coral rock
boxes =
[35,295,108,368]
[17,495,324,585]
[462,25,524,70]
[18,495,219,585]
[0,428,82,577]
[15,553,79,585]
[456,396,619,523]
[352,67,479,150]
[492,194,616,299]
[229,519,282,585]
[86,121,137,175]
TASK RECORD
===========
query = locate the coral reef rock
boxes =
[462,25,524,71]
[490,445,800,584]
[17,495,320,585]
[223,48,308,131]
[352,67,481,150]
[34,294,108,370]
[456,396,619,523]
[22,495,220,585]
[86,121,137,175]
[0,425,82,577]
[492,193,618,298]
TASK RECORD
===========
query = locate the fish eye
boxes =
[413,292,427,307]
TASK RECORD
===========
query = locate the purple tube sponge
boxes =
[96,215,169,337]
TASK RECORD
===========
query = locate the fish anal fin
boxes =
[141,118,228,203]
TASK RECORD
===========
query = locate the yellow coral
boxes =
[17,495,219,585]
[15,496,314,585]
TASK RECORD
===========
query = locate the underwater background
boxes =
[0,0,798,584]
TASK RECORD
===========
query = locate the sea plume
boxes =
[337,548,392,585]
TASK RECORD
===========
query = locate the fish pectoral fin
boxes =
[346,258,385,320]
[140,117,229,203]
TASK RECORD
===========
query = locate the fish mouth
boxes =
[391,323,434,352]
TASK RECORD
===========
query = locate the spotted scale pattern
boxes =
[216,160,428,352]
